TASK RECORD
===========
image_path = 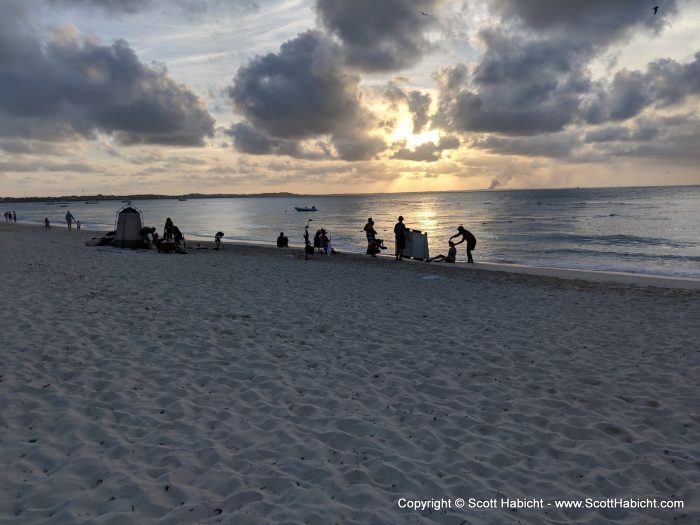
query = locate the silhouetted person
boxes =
[13,211,16,223]
[65,210,75,230]
[214,231,224,250]
[313,229,322,253]
[164,218,174,241]
[172,225,185,249]
[319,229,329,253]
[44,217,50,229]
[364,218,376,242]
[277,232,288,247]
[427,241,457,263]
[450,225,476,263]
[367,238,381,257]
[394,216,407,260]
[139,226,156,248]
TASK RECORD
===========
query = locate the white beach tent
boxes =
[404,229,430,260]
[113,204,144,249]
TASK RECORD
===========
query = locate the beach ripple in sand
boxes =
[0,225,698,524]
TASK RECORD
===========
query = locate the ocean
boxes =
[4,186,699,278]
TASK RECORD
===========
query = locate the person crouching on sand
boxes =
[450,225,476,263]
[276,232,288,247]
[214,231,224,250]
[427,241,457,263]
[140,226,156,248]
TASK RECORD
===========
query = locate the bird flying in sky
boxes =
[652,6,659,15]
[420,11,429,16]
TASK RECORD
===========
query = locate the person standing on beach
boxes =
[450,225,476,263]
[164,218,174,241]
[364,218,378,255]
[65,210,75,230]
[13,211,17,223]
[364,218,377,243]
[44,217,50,229]
[394,216,407,260]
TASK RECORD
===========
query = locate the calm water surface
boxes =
[5,186,699,278]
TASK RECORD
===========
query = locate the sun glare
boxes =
[388,113,441,150]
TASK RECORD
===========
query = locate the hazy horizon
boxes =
[1,0,699,197]
[5,182,700,201]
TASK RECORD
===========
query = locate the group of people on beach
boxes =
[364,216,476,263]
[33,206,476,262]
[3,211,16,223]
[135,218,187,252]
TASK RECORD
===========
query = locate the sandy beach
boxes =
[0,223,698,524]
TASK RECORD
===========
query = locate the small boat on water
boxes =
[178,198,188,201]
[84,201,99,204]
[295,206,317,212]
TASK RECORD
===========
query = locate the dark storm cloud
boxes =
[0,12,215,146]
[434,1,683,137]
[229,31,358,138]
[228,30,385,161]
[315,0,440,72]
[582,53,700,124]
[433,49,586,135]
[490,0,678,44]
[225,122,332,160]
[332,132,386,161]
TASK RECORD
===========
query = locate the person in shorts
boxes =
[450,225,476,263]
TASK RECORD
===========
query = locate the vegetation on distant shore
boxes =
[0,192,301,203]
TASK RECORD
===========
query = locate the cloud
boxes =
[434,1,683,137]
[0,7,215,146]
[46,0,258,17]
[582,53,700,124]
[47,0,150,14]
[0,139,68,155]
[383,81,432,133]
[225,122,334,160]
[391,135,460,162]
[228,30,384,160]
[0,160,98,172]
[489,0,677,44]
[315,0,440,72]
[584,114,700,164]
[473,132,579,158]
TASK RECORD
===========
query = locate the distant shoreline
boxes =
[2,184,699,203]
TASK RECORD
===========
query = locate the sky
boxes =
[0,0,699,197]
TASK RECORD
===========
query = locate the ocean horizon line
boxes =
[2,183,699,203]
